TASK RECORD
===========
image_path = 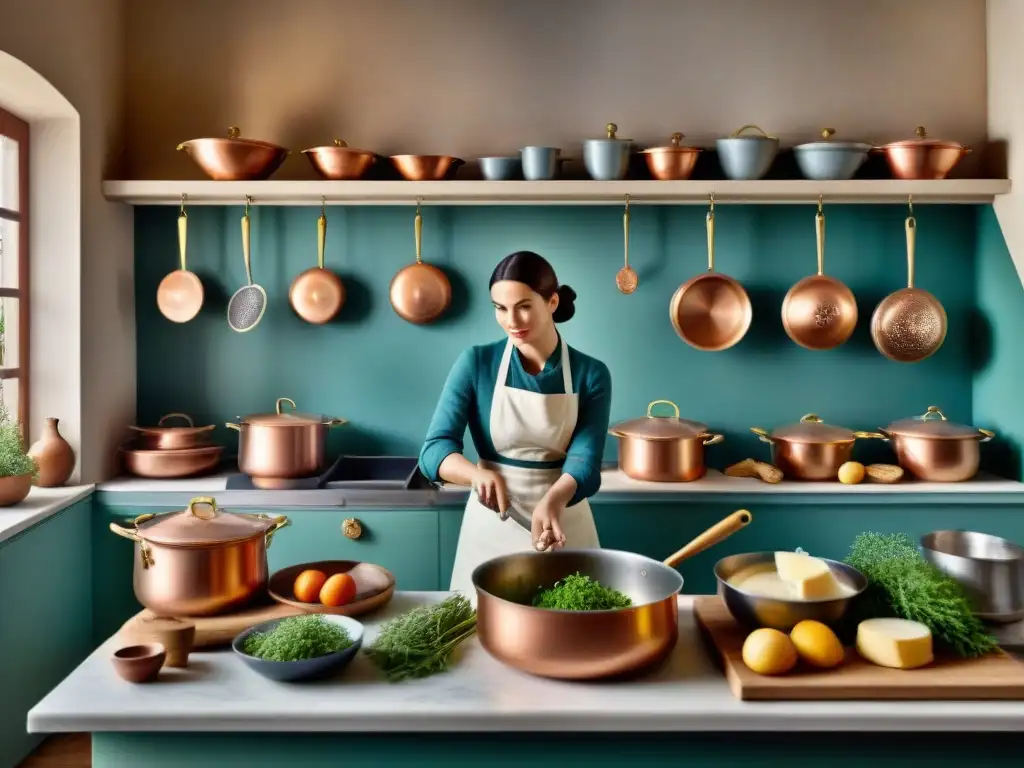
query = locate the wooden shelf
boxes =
[101,179,1011,206]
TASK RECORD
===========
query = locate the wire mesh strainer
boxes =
[227,196,267,332]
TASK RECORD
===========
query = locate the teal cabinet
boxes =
[0,499,93,768]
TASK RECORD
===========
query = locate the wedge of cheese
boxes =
[774,551,841,599]
[856,618,934,670]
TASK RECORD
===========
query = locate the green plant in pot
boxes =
[0,399,37,506]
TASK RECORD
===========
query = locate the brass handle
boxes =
[414,202,423,265]
[702,433,725,446]
[821,128,836,140]
[729,124,777,140]
[333,139,348,147]
[241,205,253,286]
[133,513,155,526]
[815,203,825,277]
[706,195,715,273]
[606,122,618,138]
[646,399,680,419]
[914,126,926,139]
[188,497,217,519]
[158,413,195,427]
[623,195,630,269]
[663,510,753,568]
[228,126,241,139]
[342,518,363,540]
[920,405,947,421]
[225,422,241,431]
[264,515,290,549]
[670,132,684,146]
[178,211,188,271]
[853,431,887,439]
[323,417,348,428]
[109,522,141,542]
[874,428,893,443]
[799,414,823,424]
[979,428,996,443]
[906,214,916,289]
[750,427,774,444]
[276,397,297,414]
[317,204,327,271]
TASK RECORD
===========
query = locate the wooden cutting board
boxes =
[118,600,304,649]
[693,596,1024,701]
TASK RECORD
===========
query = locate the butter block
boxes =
[856,618,934,669]
[774,551,841,599]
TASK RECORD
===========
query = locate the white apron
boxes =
[449,337,600,594]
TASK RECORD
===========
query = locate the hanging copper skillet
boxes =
[870,197,947,362]
[288,198,346,324]
[670,194,752,351]
[156,195,204,323]
[781,197,857,350]
[389,201,452,324]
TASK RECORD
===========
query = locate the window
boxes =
[0,107,29,432]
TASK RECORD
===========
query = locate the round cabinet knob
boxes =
[342,518,363,540]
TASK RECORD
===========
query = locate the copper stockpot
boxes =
[751,414,883,481]
[878,406,995,482]
[471,509,752,680]
[177,127,289,181]
[302,139,377,180]
[122,445,224,479]
[875,126,970,180]
[108,496,289,616]
[641,132,702,180]
[128,413,215,450]
[390,154,463,181]
[609,399,724,482]
[226,397,346,483]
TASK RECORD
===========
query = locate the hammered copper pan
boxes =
[472,509,752,680]
[289,201,346,324]
[389,202,452,324]
[670,195,752,351]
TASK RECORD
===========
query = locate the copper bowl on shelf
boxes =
[303,139,377,180]
[390,154,464,181]
[121,445,224,478]
[641,132,703,180]
[177,126,290,181]
[875,126,970,180]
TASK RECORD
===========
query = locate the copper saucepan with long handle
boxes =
[471,509,753,680]
[389,201,452,324]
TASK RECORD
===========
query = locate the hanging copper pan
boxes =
[781,197,858,350]
[289,199,346,324]
[389,202,452,324]
[670,195,752,351]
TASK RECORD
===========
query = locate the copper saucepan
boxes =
[670,195,752,351]
[781,198,858,350]
[128,413,215,450]
[288,201,346,324]
[389,202,452,324]
[471,509,752,680]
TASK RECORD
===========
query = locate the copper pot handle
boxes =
[799,413,823,424]
[157,413,195,427]
[978,428,996,443]
[188,496,218,520]
[276,397,297,414]
[728,124,777,140]
[646,399,680,419]
[225,422,240,431]
[853,431,887,439]
[257,515,290,548]
[663,509,753,568]
[325,417,348,428]
[750,427,773,444]
[109,521,141,542]
[702,433,725,446]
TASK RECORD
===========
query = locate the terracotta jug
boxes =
[28,417,75,487]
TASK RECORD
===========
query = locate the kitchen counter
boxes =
[0,484,93,544]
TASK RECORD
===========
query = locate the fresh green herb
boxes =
[364,594,477,682]
[0,399,36,480]
[532,572,633,611]
[242,614,353,662]
[846,532,997,658]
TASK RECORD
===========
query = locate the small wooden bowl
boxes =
[124,616,196,668]
[111,643,166,683]
[269,561,396,617]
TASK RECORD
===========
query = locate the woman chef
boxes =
[418,250,612,593]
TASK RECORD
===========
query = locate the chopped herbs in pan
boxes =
[532,572,633,611]
[242,615,354,662]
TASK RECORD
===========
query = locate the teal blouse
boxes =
[418,336,612,506]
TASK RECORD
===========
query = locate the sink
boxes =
[324,456,433,491]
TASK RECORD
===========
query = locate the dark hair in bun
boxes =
[489,250,577,324]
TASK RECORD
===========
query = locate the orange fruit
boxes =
[320,573,357,607]
[293,569,327,603]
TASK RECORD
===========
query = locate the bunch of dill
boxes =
[845,531,997,658]
[243,615,353,662]
[364,594,477,682]
[532,572,632,611]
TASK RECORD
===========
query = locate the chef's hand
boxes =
[531,499,566,550]
[473,467,509,515]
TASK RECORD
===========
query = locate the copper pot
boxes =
[609,399,724,482]
[302,139,377,180]
[108,496,289,616]
[128,413,215,450]
[875,126,970,180]
[176,127,289,181]
[751,414,882,481]
[641,132,702,180]
[472,509,752,680]
[122,446,224,479]
[390,154,463,181]
[225,397,346,482]
[878,406,995,482]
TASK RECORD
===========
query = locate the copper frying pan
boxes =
[670,195,752,351]
[289,199,346,324]
[781,198,858,350]
[156,195,204,323]
[389,201,452,324]
[471,509,752,680]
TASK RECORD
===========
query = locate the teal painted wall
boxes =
[973,206,1024,481]
[135,203,980,470]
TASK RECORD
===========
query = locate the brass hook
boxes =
[708,192,715,216]
[908,194,914,215]
[180,193,187,217]
[415,197,422,217]
[244,195,252,217]
[817,194,823,215]
[624,193,631,212]
[320,196,326,217]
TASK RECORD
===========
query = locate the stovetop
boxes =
[224,455,436,492]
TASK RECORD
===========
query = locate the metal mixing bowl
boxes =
[714,552,867,631]
[921,530,1024,623]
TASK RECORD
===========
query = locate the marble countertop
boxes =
[0,485,93,545]
[27,593,1024,734]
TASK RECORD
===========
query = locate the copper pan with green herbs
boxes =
[469,509,752,680]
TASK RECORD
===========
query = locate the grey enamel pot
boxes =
[479,156,521,181]
[716,124,779,180]
[583,122,632,181]
[520,146,562,180]
[794,128,873,181]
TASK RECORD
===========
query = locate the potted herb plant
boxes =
[0,400,37,506]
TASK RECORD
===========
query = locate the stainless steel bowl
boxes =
[921,530,1024,623]
[714,552,868,631]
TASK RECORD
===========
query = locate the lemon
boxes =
[838,461,865,484]
[741,628,798,675]
[790,620,845,669]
